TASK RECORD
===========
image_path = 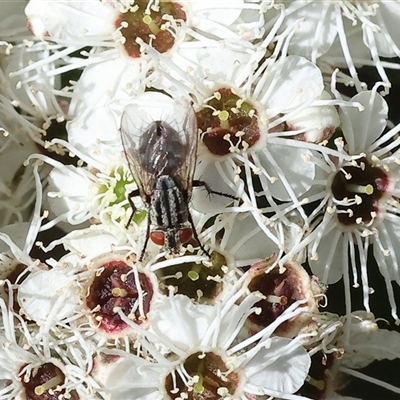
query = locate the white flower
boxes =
[0,19,69,225]
[283,84,400,322]
[0,292,105,399]
[96,292,311,399]
[18,226,160,340]
[21,0,266,99]
[25,0,266,52]
[156,44,339,197]
[1,11,72,150]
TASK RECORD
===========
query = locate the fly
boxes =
[120,98,234,261]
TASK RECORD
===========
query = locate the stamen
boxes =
[266,294,288,305]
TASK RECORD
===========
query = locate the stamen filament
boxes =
[266,295,288,305]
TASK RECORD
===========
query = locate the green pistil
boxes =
[345,183,374,195]
[188,270,200,281]
[194,360,207,392]
[142,15,161,35]
[218,110,230,130]
[239,101,252,113]
[193,382,205,394]
[34,373,64,396]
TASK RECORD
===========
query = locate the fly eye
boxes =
[179,227,193,244]
[150,231,165,246]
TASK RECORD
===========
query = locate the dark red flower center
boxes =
[86,260,153,334]
[21,363,78,400]
[330,157,392,226]
[248,267,297,328]
[115,0,186,58]
[196,88,260,156]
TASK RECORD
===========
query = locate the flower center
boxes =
[21,363,78,400]
[86,260,153,335]
[94,165,146,227]
[155,252,226,303]
[115,0,186,58]
[165,352,240,399]
[197,88,260,156]
[330,157,392,227]
[248,269,293,327]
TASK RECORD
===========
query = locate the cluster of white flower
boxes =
[1,0,400,399]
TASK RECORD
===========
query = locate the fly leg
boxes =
[126,189,140,228]
[191,180,240,259]
[187,209,211,258]
[192,180,240,201]
[127,188,151,262]
[139,219,151,262]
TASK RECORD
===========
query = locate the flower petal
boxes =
[218,212,281,263]
[264,56,323,113]
[309,228,344,284]
[47,165,92,223]
[283,2,337,58]
[342,91,388,154]
[25,0,116,40]
[344,329,400,369]
[245,337,310,394]
[257,144,315,201]
[148,294,215,351]
[18,269,80,323]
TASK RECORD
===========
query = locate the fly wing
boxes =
[172,103,198,196]
[120,103,159,199]
[120,100,198,198]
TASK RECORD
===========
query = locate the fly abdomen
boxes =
[150,175,189,223]
[149,175,191,254]
[150,175,190,229]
